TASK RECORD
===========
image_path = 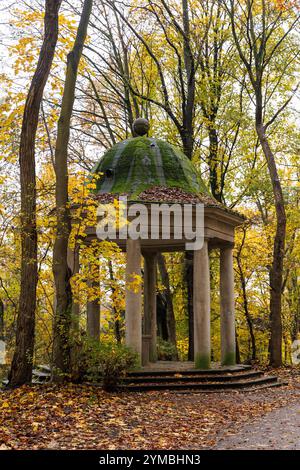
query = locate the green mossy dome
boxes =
[92,136,211,201]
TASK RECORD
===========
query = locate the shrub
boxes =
[80,339,138,391]
[157,337,178,361]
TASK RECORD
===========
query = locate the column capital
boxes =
[142,251,158,260]
[220,242,235,250]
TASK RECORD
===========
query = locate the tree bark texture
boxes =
[9,0,61,387]
[157,253,177,357]
[52,0,93,380]
[256,123,286,367]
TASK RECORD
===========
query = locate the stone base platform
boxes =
[136,361,251,373]
[122,361,284,392]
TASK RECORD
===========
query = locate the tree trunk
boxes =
[0,300,4,341]
[8,0,61,387]
[156,293,169,341]
[208,127,222,202]
[225,0,292,367]
[184,251,194,360]
[235,330,241,364]
[157,254,177,356]
[256,124,286,367]
[290,273,300,342]
[236,253,256,361]
[52,0,93,380]
[108,261,122,343]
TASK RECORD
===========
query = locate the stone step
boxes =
[124,370,263,384]
[32,369,51,382]
[173,380,287,394]
[233,380,287,392]
[36,364,51,374]
[2,367,51,386]
[121,375,279,392]
[127,365,252,377]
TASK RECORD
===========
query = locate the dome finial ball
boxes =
[133,118,150,136]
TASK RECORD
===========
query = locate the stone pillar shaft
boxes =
[87,263,100,340]
[193,240,211,369]
[220,246,236,366]
[143,253,157,362]
[125,239,142,359]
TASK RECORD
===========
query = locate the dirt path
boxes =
[214,401,300,450]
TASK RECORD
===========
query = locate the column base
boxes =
[149,351,157,363]
[195,353,211,370]
[221,351,236,366]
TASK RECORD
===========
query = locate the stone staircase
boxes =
[121,365,284,392]
[32,365,51,383]
[3,364,284,392]
[1,364,51,386]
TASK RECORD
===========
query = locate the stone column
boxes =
[143,252,157,362]
[220,245,236,366]
[125,238,142,360]
[193,240,211,369]
[87,262,100,340]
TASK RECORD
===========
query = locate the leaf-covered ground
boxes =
[0,369,299,450]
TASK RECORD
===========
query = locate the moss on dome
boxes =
[91,136,211,201]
